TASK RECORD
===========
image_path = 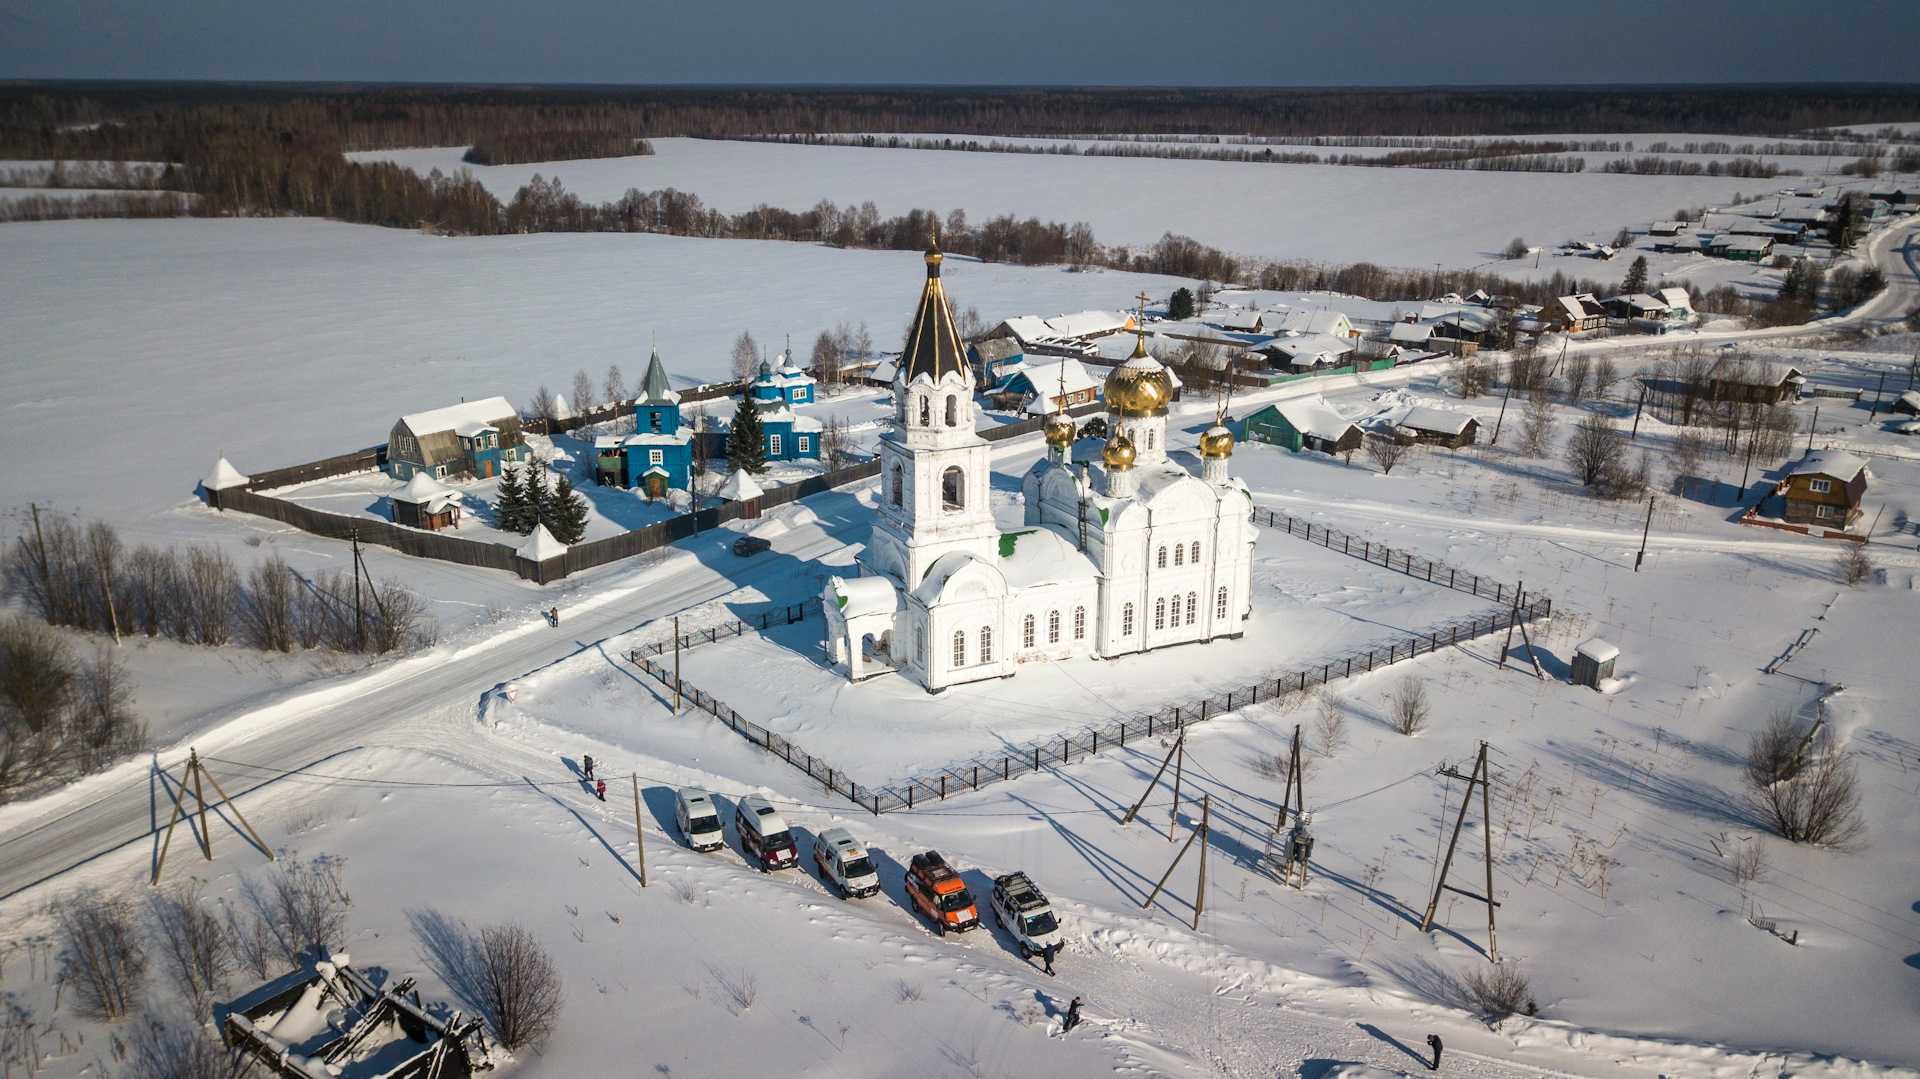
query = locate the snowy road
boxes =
[0,508,869,902]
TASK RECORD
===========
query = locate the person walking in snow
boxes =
[1427,1033,1443,1070]
[549,606,560,627]
[583,755,594,780]
[594,779,607,801]
[1041,941,1058,976]
[1061,997,1082,1034]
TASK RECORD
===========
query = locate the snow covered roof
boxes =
[1786,450,1866,482]
[391,472,459,507]
[623,429,693,447]
[1272,395,1360,441]
[1658,287,1692,310]
[1004,357,1098,398]
[1044,310,1130,339]
[1398,406,1475,436]
[1576,638,1620,663]
[1388,322,1434,344]
[1267,333,1357,361]
[1270,308,1352,336]
[1897,390,1920,412]
[716,469,765,501]
[995,315,1054,345]
[1211,309,1265,332]
[516,524,568,562]
[998,525,1100,590]
[399,396,519,437]
[828,575,903,619]
[202,457,250,491]
[453,420,498,438]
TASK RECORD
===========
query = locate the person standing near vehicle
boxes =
[582,755,594,781]
[1427,1033,1442,1070]
[595,779,607,801]
[1062,997,1082,1034]
[1041,941,1059,976]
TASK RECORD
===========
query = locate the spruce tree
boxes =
[1622,255,1649,295]
[1167,287,1195,321]
[493,464,528,533]
[1829,197,1857,252]
[523,460,550,532]
[726,402,769,475]
[544,474,591,544]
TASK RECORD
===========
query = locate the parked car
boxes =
[812,828,881,898]
[675,787,725,853]
[904,851,978,935]
[989,872,1062,958]
[733,793,798,871]
[732,535,772,557]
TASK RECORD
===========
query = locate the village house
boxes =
[1211,309,1266,333]
[1658,286,1693,321]
[1777,449,1868,529]
[1260,333,1358,372]
[1709,234,1774,261]
[1269,307,1359,339]
[385,396,529,481]
[1240,396,1364,455]
[968,338,1024,389]
[991,357,1099,413]
[1536,294,1609,334]
[1394,405,1480,448]
[1708,359,1804,405]
[389,472,462,531]
[1887,390,1920,416]
[987,310,1135,356]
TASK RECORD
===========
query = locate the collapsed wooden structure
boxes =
[222,954,488,1078]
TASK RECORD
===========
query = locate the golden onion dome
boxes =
[1043,409,1077,449]
[1101,433,1137,471]
[1104,335,1174,418]
[1199,422,1236,459]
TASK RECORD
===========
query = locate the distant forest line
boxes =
[0,83,1868,315]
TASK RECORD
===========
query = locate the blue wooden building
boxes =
[750,353,817,407]
[595,349,695,497]
[386,397,529,481]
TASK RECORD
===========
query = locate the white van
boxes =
[675,787,725,852]
[733,794,799,872]
[811,828,880,898]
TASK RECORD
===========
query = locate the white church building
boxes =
[823,237,1256,692]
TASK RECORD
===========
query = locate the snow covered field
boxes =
[358,138,1785,269]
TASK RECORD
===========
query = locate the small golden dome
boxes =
[1104,335,1174,418]
[1043,410,1076,449]
[1101,433,1136,471]
[1199,423,1235,459]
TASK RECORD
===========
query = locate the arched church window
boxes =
[1156,546,1167,569]
[916,626,925,663]
[1121,603,1134,636]
[945,395,958,427]
[1186,591,1198,625]
[890,464,903,507]
[1073,607,1086,640]
[1147,429,1155,450]
[941,467,964,511]
[1190,541,1201,564]
[1216,587,1229,619]
[953,630,965,668]
[979,625,993,662]
[920,397,930,426]
[1173,544,1184,567]
[1023,614,1036,650]
[1154,598,1166,630]
[1048,610,1060,644]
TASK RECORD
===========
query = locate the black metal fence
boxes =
[630,602,815,659]
[628,593,1550,814]
[1254,507,1515,604]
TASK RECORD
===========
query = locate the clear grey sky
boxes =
[3,0,1917,85]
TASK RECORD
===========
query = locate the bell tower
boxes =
[868,231,999,587]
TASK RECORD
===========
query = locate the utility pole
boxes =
[632,774,648,887]
[1630,386,1647,441]
[1868,371,1886,420]
[1489,379,1513,446]
[1262,725,1308,883]
[351,529,364,653]
[152,749,275,885]
[1806,405,1820,454]
[1169,734,1185,843]
[1635,497,1656,571]
[1192,794,1210,931]
[1498,581,1523,667]
[1740,435,1757,495]
[1420,742,1499,960]
[673,615,683,713]
[1121,728,1184,827]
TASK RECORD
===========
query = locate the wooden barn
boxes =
[1777,449,1867,529]
[389,473,462,531]
[1241,396,1363,455]
[1395,406,1480,448]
